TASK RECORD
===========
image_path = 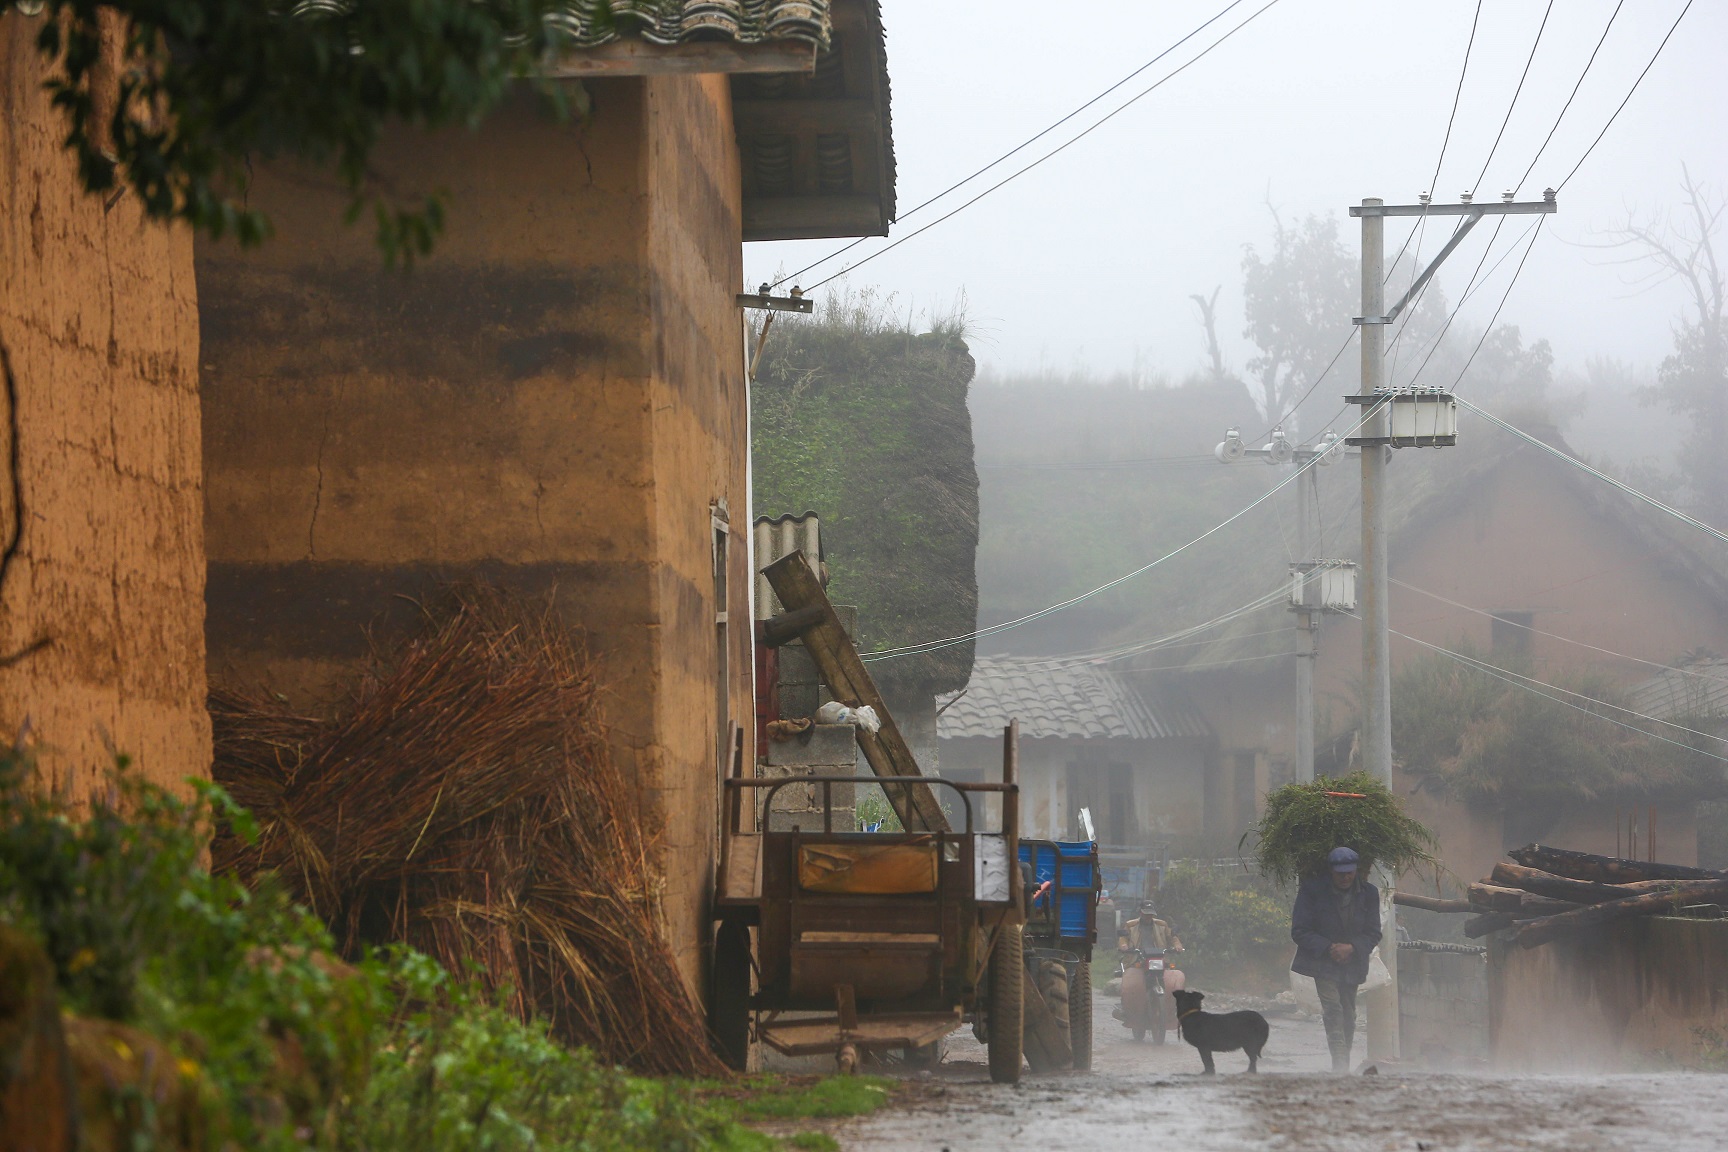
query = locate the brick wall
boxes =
[0,12,209,800]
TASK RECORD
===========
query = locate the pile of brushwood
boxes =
[209,585,719,1075]
[1248,771,1439,884]
[1412,844,1728,948]
[0,755,763,1152]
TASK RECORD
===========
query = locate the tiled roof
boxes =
[937,656,1211,742]
[546,1,830,47]
[1630,658,1728,721]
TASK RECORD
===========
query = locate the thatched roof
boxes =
[751,310,979,695]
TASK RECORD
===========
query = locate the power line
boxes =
[767,0,1257,290]
[977,454,1217,471]
[1471,0,1554,195]
[1382,626,1728,760]
[1440,217,1547,389]
[804,0,1287,293]
[1512,0,1626,194]
[1384,0,1483,289]
[861,396,1387,662]
[1556,0,1694,192]
[1456,395,1728,547]
[1001,587,1291,670]
[1391,576,1728,688]
[1391,0,1552,374]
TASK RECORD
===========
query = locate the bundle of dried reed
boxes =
[210,586,721,1076]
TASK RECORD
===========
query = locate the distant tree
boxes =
[1240,207,1358,432]
[29,0,583,259]
[1597,167,1727,523]
[1189,285,1229,384]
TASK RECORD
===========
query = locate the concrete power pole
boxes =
[1346,189,1556,1064]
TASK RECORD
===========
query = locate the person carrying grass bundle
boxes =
[1289,846,1380,1073]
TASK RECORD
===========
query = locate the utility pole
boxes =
[1215,430,1350,785]
[1346,188,1557,1065]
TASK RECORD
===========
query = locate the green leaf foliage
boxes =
[33,0,575,259]
[1392,648,1726,805]
[1249,771,1438,885]
[0,753,779,1152]
[752,288,979,694]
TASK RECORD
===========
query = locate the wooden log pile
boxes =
[1394,844,1728,949]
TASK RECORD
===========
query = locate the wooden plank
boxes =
[742,194,888,242]
[1392,891,1473,914]
[758,1009,962,1056]
[1491,861,1721,905]
[718,834,762,902]
[543,39,814,78]
[1510,879,1728,949]
[1507,844,1726,885]
[762,552,949,833]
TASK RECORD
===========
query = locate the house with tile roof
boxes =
[194,0,896,987]
[937,656,1213,855]
[1177,418,1728,883]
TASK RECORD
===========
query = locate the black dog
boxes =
[1171,989,1269,1074]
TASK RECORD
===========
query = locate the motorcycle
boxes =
[1115,946,1184,1044]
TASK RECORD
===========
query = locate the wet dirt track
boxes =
[838,993,1728,1151]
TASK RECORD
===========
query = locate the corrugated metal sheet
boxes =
[545,1,830,48]
[937,656,1211,742]
[1630,659,1728,721]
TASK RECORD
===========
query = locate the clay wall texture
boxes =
[197,75,751,986]
[1398,949,1488,1067]
[1490,917,1728,1070]
[0,13,209,800]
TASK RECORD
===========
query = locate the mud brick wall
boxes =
[198,75,751,990]
[1398,948,1488,1067]
[1490,916,1728,1070]
[0,12,209,800]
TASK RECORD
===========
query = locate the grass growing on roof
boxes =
[1247,771,1438,884]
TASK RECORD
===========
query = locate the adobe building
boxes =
[1313,426,1728,882]
[195,2,895,983]
[0,11,209,802]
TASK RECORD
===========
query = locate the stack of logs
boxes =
[1394,844,1728,949]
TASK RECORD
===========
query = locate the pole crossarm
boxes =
[1348,196,1556,218]
[1351,196,1556,325]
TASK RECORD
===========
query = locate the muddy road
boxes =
[837,993,1728,1151]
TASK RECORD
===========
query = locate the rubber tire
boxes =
[710,920,752,1071]
[986,929,1024,1084]
[1151,997,1167,1046]
[1069,962,1093,1071]
[1133,1027,1146,1042]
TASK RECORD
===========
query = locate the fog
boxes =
[746,0,1727,388]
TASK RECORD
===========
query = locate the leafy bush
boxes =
[1157,865,1288,965]
[0,754,769,1152]
[1249,771,1438,884]
[1393,648,1724,804]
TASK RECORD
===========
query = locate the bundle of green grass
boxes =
[1249,772,1438,883]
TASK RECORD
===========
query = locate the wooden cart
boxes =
[710,729,1027,1082]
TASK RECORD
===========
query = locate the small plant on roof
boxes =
[1246,771,1439,885]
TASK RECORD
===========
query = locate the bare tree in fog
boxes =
[1240,206,1358,432]
[1189,285,1230,384]
[1599,167,1727,523]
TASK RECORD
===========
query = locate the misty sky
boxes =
[745,0,1728,389]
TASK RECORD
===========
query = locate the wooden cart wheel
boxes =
[986,928,1024,1084]
[710,919,752,1071]
[1069,961,1093,1071]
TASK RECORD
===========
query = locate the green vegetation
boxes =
[0,755,841,1151]
[715,1075,891,1121]
[1393,648,1724,806]
[32,0,591,259]
[1248,771,1438,884]
[1155,864,1290,993]
[752,287,979,695]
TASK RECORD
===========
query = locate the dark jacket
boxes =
[1290,875,1381,986]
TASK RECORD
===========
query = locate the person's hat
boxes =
[1328,846,1360,872]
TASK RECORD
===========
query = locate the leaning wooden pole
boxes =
[761,551,949,834]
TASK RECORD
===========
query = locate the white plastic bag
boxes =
[815,701,882,733]
[1360,945,1392,992]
